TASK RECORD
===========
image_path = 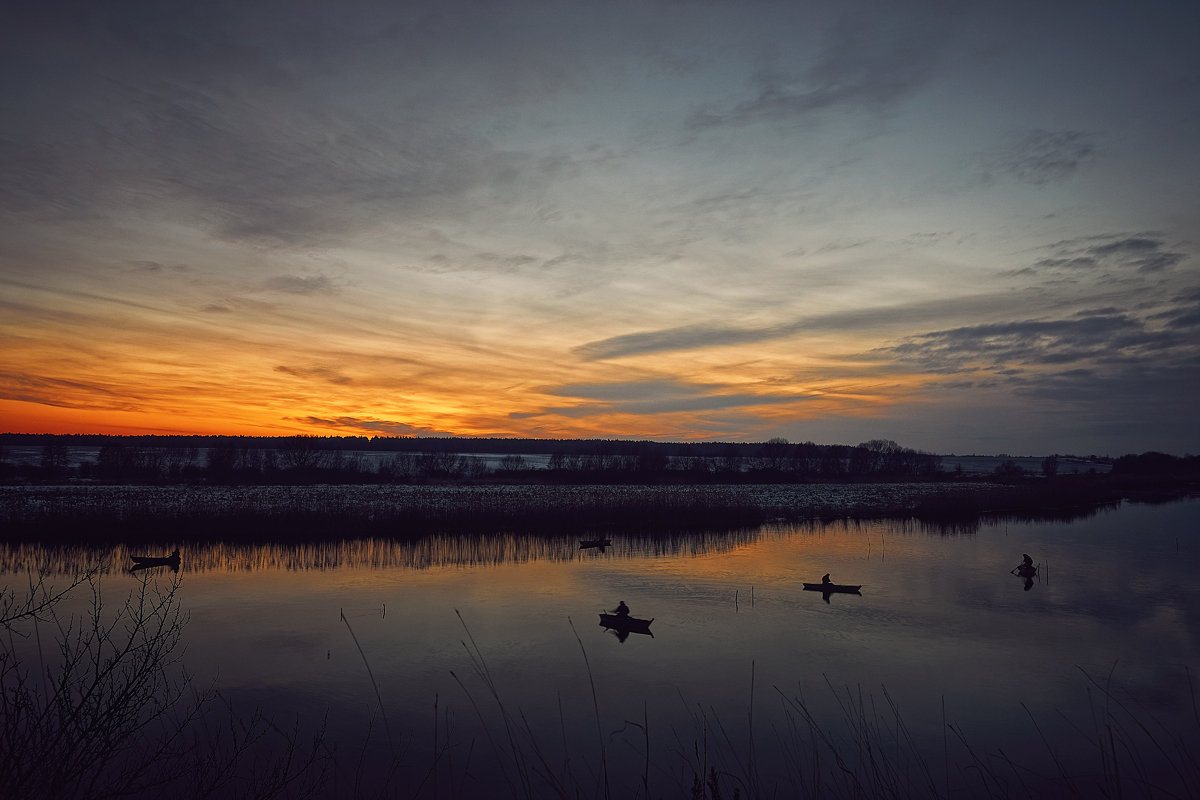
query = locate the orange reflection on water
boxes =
[0,529,770,578]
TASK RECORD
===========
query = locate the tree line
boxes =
[1,435,946,485]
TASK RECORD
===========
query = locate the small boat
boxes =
[1012,564,1038,578]
[802,582,862,594]
[130,549,181,569]
[580,538,612,549]
[598,613,654,635]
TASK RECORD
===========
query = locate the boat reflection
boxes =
[1011,555,1039,591]
[598,612,654,643]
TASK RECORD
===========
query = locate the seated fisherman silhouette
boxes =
[613,600,630,617]
[821,573,831,586]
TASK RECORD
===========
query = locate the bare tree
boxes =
[1,570,328,799]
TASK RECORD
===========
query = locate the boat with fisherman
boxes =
[129,549,181,570]
[802,573,862,594]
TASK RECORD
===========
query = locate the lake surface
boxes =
[4,495,1197,798]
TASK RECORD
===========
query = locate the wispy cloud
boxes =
[274,365,352,385]
[1027,234,1188,276]
[875,312,1200,377]
[687,15,950,131]
[573,323,790,361]
[572,292,1037,361]
[978,129,1098,186]
[537,378,804,416]
[263,275,338,295]
[296,416,453,437]
[0,373,143,412]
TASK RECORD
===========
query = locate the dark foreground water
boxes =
[3,496,1198,799]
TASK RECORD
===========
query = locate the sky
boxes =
[2,0,1198,456]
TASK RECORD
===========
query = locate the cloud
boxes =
[274,365,352,385]
[878,316,1133,372]
[0,3,587,248]
[295,416,452,437]
[687,14,949,131]
[573,323,789,361]
[1162,308,1200,330]
[0,373,142,412]
[1027,234,1188,276]
[1089,237,1186,273]
[573,292,1036,361]
[263,275,338,295]
[1009,362,1200,424]
[126,260,188,273]
[526,378,807,418]
[979,129,1097,186]
[872,312,1199,376]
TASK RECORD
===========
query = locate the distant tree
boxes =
[40,443,71,481]
[1041,454,1059,477]
[377,453,419,482]
[994,459,1026,478]
[498,454,527,472]
[635,448,668,475]
[752,437,793,472]
[717,445,742,474]
[857,439,904,473]
[205,440,245,483]
[1111,451,1191,476]
[821,445,849,477]
[278,436,328,472]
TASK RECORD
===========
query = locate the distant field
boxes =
[1,446,1109,476]
[940,454,1111,475]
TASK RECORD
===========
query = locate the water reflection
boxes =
[0,528,774,575]
[0,514,1084,577]
[2,499,1197,799]
[1010,553,1040,590]
[578,537,611,552]
[597,599,655,643]
[0,510,1135,579]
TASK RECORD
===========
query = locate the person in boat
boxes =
[1021,554,1033,569]
[821,573,831,586]
[612,600,630,618]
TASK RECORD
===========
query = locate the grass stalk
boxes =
[339,608,392,747]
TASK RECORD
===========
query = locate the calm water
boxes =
[4,497,1198,798]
